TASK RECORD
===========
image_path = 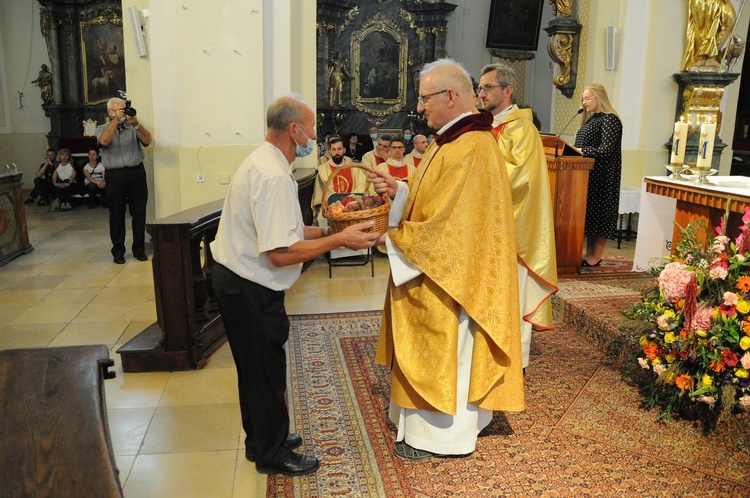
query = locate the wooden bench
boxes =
[0,345,123,497]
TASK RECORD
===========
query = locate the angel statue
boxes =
[31,64,53,104]
[681,0,736,72]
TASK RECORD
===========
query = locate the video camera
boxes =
[124,100,137,117]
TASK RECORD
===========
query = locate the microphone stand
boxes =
[555,108,584,158]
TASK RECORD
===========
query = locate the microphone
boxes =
[555,108,584,158]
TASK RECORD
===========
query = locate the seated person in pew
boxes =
[406,134,429,168]
[25,148,58,206]
[83,149,107,209]
[52,148,76,212]
[369,137,415,193]
[361,134,391,172]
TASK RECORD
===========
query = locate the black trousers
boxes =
[56,183,72,204]
[106,164,147,258]
[212,263,293,466]
[84,182,105,205]
[31,176,52,202]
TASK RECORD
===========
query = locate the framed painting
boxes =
[485,0,545,51]
[80,18,125,105]
[350,12,408,117]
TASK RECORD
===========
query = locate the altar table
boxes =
[633,175,750,271]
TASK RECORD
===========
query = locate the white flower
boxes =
[739,395,750,410]
[698,395,716,406]
[638,357,649,369]
[710,266,728,279]
[653,363,667,376]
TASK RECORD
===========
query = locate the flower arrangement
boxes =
[622,205,750,431]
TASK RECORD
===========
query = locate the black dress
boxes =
[574,112,623,239]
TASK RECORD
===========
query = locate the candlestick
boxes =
[670,116,688,165]
[696,116,716,170]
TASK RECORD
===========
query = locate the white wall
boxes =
[0,0,52,177]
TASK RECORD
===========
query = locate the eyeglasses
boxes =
[417,89,449,105]
[581,96,597,102]
[390,145,405,149]
[477,84,507,94]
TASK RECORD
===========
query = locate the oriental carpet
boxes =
[268,309,750,497]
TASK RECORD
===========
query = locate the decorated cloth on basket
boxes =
[623,204,750,431]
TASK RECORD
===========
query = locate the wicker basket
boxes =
[321,164,390,234]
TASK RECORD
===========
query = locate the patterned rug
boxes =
[552,274,656,355]
[268,311,750,497]
[576,256,635,275]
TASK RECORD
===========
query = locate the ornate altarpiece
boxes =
[37,0,122,148]
[317,0,457,135]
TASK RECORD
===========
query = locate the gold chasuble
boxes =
[375,111,524,415]
[493,107,558,329]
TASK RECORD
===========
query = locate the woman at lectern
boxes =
[575,83,622,267]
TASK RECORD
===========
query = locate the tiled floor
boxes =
[0,199,634,497]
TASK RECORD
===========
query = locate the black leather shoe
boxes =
[134,253,148,262]
[245,433,302,462]
[255,451,320,476]
[113,256,126,265]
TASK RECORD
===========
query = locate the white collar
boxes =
[437,111,473,135]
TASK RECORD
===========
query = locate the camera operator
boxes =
[96,97,153,264]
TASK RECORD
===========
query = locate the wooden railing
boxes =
[118,199,225,373]
[117,168,317,372]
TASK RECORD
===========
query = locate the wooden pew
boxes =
[0,345,122,497]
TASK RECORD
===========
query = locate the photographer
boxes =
[96,97,152,264]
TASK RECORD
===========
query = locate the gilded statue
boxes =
[327,53,352,108]
[681,0,736,72]
[31,64,53,104]
[549,0,573,17]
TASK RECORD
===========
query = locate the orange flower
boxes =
[743,318,750,336]
[737,276,750,293]
[675,374,693,390]
[717,253,729,263]
[642,343,659,360]
[679,329,690,341]
[709,359,726,372]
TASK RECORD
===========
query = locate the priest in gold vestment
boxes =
[371,59,524,460]
[479,64,558,369]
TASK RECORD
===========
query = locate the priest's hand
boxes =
[370,171,398,199]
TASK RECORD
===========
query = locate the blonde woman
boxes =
[575,83,622,267]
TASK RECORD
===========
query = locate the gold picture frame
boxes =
[350,12,408,117]
[80,14,125,105]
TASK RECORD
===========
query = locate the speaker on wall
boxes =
[606,25,616,70]
[129,6,148,57]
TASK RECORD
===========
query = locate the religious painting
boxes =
[485,0,545,51]
[80,17,125,105]
[351,12,408,117]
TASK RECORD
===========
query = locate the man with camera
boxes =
[96,97,153,264]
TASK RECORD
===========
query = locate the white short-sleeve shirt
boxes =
[210,142,305,291]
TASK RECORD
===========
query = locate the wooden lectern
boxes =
[541,134,595,274]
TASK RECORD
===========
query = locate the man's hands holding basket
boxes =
[369,171,398,198]
[335,221,382,250]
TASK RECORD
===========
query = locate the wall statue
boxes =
[681,0,736,72]
[328,53,352,108]
[31,64,53,105]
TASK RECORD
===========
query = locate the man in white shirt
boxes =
[211,95,380,477]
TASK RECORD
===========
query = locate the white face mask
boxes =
[370,133,378,140]
[403,134,412,141]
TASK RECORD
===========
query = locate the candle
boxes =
[670,117,688,165]
[696,116,716,170]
